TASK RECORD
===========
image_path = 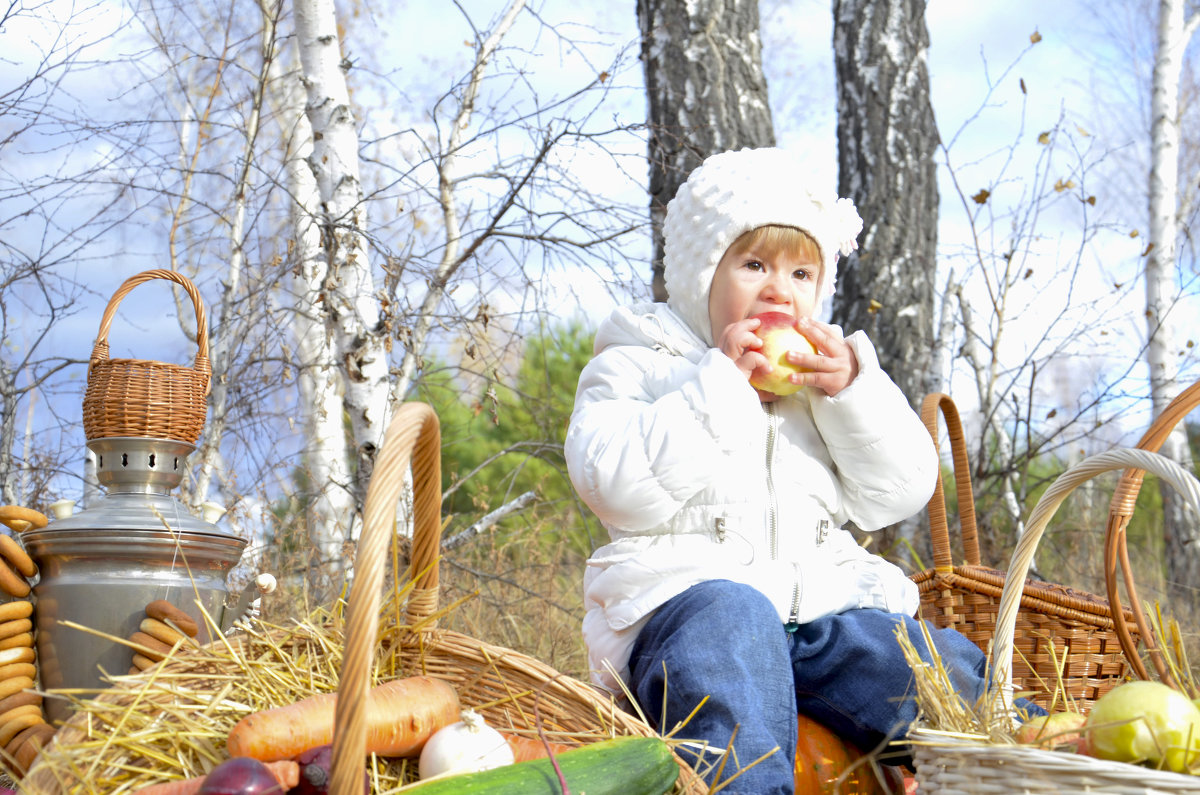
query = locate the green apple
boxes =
[1084,680,1200,773]
[748,312,816,397]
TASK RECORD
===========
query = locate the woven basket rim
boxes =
[909,727,1200,792]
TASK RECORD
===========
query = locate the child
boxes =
[565,148,1021,793]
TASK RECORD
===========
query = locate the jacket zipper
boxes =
[765,403,779,560]
[764,404,802,630]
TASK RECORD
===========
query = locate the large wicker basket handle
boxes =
[990,448,1200,718]
[87,268,211,389]
[330,403,442,795]
[1104,379,1200,685]
[921,393,982,570]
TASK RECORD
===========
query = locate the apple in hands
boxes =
[748,311,817,397]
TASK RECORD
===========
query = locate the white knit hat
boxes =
[663,147,863,345]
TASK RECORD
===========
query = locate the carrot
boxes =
[226,675,460,762]
[131,759,299,794]
[268,759,302,790]
[500,730,577,762]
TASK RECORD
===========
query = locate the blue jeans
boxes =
[627,580,1038,794]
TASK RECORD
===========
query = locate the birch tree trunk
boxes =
[636,0,775,301]
[832,0,939,566]
[286,94,357,580]
[294,0,393,505]
[1146,0,1200,609]
[831,0,939,407]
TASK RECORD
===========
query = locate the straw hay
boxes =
[23,610,360,793]
[20,596,702,794]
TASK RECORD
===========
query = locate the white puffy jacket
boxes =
[565,303,937,692]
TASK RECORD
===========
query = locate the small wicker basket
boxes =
[24,403,704,793]
[81,269,210,443]
[911,392,1135,711]
[910,447,1200,795]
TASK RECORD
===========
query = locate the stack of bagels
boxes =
[0,506,51,775]
[127,599,199,673]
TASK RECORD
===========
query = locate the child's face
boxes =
[708,234,821,341]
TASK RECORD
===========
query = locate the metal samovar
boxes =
[23,436,246,721]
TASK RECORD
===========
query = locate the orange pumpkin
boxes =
[793,713,904,794]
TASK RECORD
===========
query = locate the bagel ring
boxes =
[0,633,32,652]
[0,690,40,717]
[0,561,29,599]
[13,722,54,773]
[0,677,34,703]
[0,648,36,667]
[0,663,35,684]
[0,507,46,534]
[129,632,172,661]
[0,619,31,642]
[0,711,42,748]
[140,617,189,647]
[145,600,198,637]
[131,653,157,672]
[0,602,32,623]
[0,704,41,733]
[0,536,35,579]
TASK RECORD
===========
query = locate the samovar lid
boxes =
[31,437,242,541]
[88,437,195,493]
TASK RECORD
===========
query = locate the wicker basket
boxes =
[81,269,210,443]
[23,403,704,793]
[910,447,1200,794]
[1102,378,1200,687]
[911,392,1136,711]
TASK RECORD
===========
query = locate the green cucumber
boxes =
[402,735,679,794]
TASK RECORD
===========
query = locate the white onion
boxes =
[418,709,515,779]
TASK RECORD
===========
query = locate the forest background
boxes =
[3,0,1200,680]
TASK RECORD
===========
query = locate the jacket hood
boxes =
[593,303,710,363]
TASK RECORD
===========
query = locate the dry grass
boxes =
[433,530,590,681]
[17,526,711,794]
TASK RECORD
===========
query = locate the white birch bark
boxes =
[1146,0,1200,603]
[637,0,774,301]
[293,0,392,498]
[287,95,357,574]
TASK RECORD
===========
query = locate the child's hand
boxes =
[714,317,777,401]
[788,318,859,396]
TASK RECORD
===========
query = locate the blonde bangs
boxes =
[731,225,823,266]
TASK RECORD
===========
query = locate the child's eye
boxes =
[793,269,813,281]
[743,260,764,272]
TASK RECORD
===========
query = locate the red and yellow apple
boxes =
[749,311,817,397]
[1083,680,1200,772]
[1015,711,1087,752]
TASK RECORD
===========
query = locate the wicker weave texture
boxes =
[913,567,1134,711]
[82,269,210,443]
[911,729,1200,795]
[912,448,1200,795]
[913,393,1134,711]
